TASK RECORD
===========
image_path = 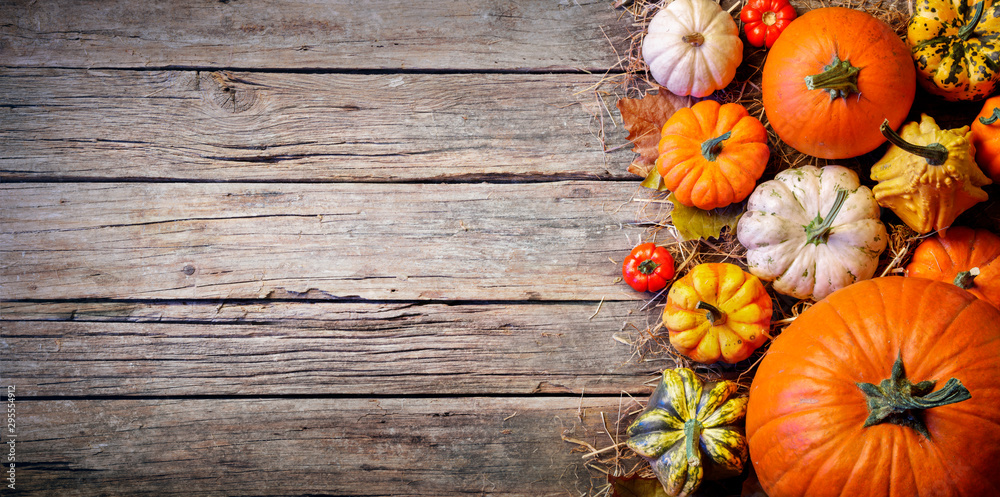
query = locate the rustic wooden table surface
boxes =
[1,1,664,495]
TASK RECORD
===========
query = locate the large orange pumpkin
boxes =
[905,226,1000,308]
[746,277,1000,497]
[761,7,916,159]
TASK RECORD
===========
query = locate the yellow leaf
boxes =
[669,194,745,241]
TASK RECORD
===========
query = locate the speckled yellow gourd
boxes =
[907,0,1000,101]
[870,114,991,234]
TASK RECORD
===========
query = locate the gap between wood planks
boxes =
[10,65,627,75]
[1,174,640,184]
[14,392,633,401]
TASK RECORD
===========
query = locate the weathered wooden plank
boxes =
[0,0,629,71]
[0,300,662,397]
[0,69,631,181]
[11,396,633,496]
[0,181,651,301]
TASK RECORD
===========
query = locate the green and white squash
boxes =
[736,165,888,301]
[626,368,749,497]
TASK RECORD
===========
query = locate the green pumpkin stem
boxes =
[856,353,972,439]
[701,131,732,162]
[954,267,981,289]
[805,55,860,99]
[959,1,985,41]
[879,119,949,166]
[695,301,727,326]
[683,419,704,467]
[638,258,660,275]
[979,107,1000,125]
[805,189,849,245]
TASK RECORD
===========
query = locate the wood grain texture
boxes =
[1,300,661,397]
[1,181,652,301]
[0,0,629,71]
[0,69,632,181]
[13,397,634,496]
[0,0,675,494]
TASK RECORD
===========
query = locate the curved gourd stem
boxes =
[701,131,732,161]
[805,189,848,245]
[805,55,860,99]
[683,419,704,467]
[879,119,949,166]
[959,2,985,41]
[980,107,1000,125]
[696,301,727,326]
[855,353,972,439]
[954,267,981,288]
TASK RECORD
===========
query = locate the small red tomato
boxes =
[622,243,675,293]
[740,0,797,48]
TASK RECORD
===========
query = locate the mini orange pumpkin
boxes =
[663,262,772,364]
[656,100,769,210]
[905,226,1000,308]
[971,95,1000,183]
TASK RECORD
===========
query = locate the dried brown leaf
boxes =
[617,87,692,178]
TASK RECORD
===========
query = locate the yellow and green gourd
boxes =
[870,115,991,234]
[907,0,1000,101]
[626,368,748,497]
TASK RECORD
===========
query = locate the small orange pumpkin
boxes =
[656,100,769,210]
[663,262,772,364]
[971,95,1000,183]
[905,226,1000,308]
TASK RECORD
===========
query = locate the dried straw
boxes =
[574,0,915,491]
[606,0,913,362]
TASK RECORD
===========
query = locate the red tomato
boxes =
[622,243,675,293]
[740,0,797,48]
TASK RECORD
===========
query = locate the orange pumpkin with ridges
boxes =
[905,226,1000,308]
[746,277,1000,497]
[761,7,916,159]
[971,95,1000,183]
[656,100,769,210]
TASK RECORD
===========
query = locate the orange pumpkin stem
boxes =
[856,353,971,439]
[979,107,1000,125]
[954,267,981,289]
[696,301,727,326]
[879,119,949,166]
[804,55,860,99]
[700,131,732,162]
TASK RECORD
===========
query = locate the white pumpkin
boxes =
[642,0,743,98]
[736,165,888,301]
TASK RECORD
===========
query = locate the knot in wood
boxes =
[207,71,259,113]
